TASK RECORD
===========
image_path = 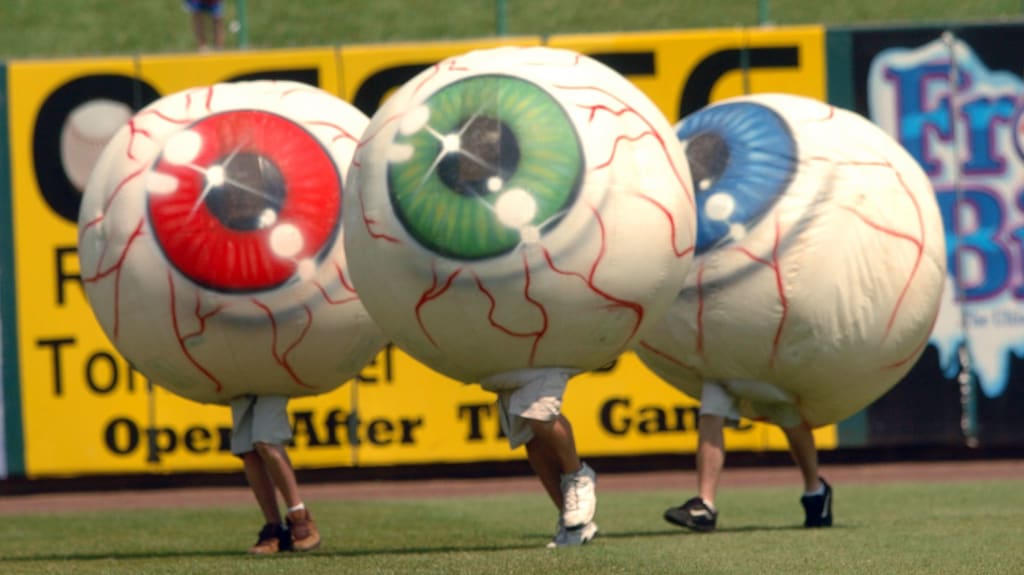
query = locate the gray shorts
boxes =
[480,368,578,449]
[229,395,293,455]
[700,380,803,429]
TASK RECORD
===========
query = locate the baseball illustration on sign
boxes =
[60,99,135,192]
[77,80,386,405]
[635,93,948,428]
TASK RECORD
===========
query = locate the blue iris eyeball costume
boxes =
[635,93,947,428]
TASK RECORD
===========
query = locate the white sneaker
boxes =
[560,462,597,528]
[546,520,599,548]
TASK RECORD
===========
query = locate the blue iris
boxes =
[676,101,796,255]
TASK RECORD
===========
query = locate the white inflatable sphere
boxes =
[345,46,696,383]
[78,80,386,404]
[634,93,947,428]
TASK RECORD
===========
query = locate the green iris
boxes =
[387,74,583,260]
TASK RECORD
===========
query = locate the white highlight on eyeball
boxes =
[728,223,747,242]
[269,223,304,258]
[487,176,503,193]
[519,225,540,244]
[206,165,226,187]
[442,133,461,153]
[495,187,537,229]
[388,143,415,163]
[699,177,715,191]
[704,191,735,221]
[146,171,180,195]
[163,130,203,165]
[258,208,277,228]
[400,105,431,135]
[295,258,316,280]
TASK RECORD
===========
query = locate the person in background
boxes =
[183,0,226,51]
[230,394,321,554]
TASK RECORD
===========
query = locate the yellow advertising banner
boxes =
[7,57,155,476]
[6,29,834,478]
[547,25,827,123]
[335,36,542,112]
[136,47,345,95]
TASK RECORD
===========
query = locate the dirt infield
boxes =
[1,459,1020,516]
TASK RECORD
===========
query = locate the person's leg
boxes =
[483,369,596,547]
[254,441,321,550]
[254,442,302,508]
[191,13,209,50]
[243,450,282,523]
[663,412,724,532]
[249,396,320,551]
[249,396,301,505]
[232,395,290,553]
[781,421,821,492]
[525,414,582,511]
[696,413,727,506]
[526,414,597,547]
[241,450,293,554]
[211,15,226,49]
[663,382,737,532]
[782,422,833,527]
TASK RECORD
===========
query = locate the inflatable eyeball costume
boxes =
[634,93,947,428]
[344,46,697,385]
[78,80,387,405]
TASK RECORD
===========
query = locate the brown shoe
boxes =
[249,523,289,554]
[286,508,321,551]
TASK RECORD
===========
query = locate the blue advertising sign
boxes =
[836,22,1024,446]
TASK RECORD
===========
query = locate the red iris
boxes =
[148,110,341,292]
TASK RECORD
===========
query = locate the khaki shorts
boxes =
[700,380,803,429]
[229,395,293,455]
[480,368,578,449]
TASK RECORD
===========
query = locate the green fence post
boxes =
[236,0,249,48]
[496,0,507,36]
[0,62,26,478]
[758,0,770,24]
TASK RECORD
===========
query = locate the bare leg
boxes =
[782,422,821,492]
[191,13,209,50]
[525,414,582,511]
[212,16,226,49]
[242,451,281,524]
[696,414,727,506]
[254,442,303,508]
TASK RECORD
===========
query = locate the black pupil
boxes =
[687,132,730,192]
[437,115,520,198]
[205,152,286,231]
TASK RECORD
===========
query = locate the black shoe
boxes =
[664,497,717,532]
[801,477,833,528]
[277,523,294,551]
[249,523,292,554]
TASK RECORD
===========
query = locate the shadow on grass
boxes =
[1,525,850,562]
[0,541,549,562]
[589,523,848,538]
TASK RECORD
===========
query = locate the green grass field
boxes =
[2,480,1021,574]
[1,0,1023,59]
